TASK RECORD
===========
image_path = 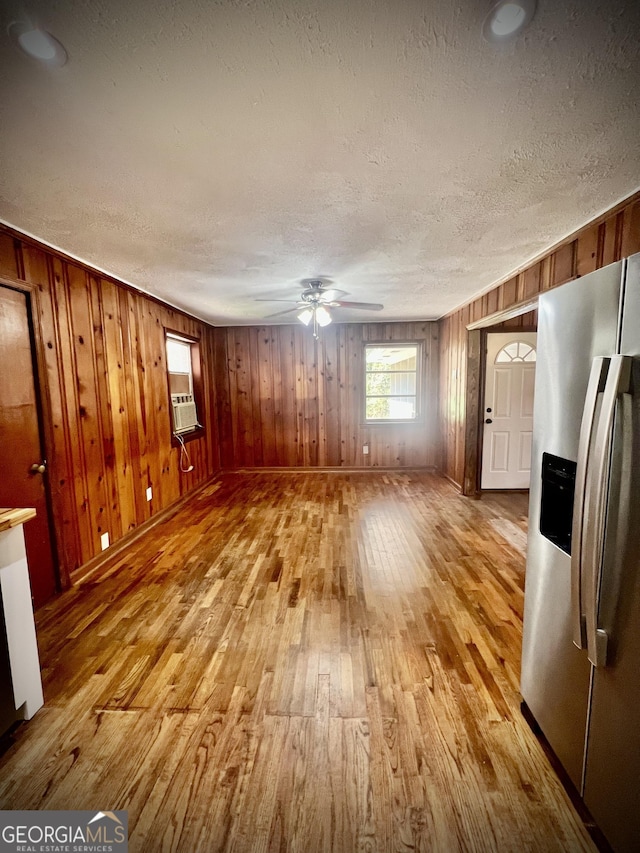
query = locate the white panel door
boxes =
[481,332,537,490]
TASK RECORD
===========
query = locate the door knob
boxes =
[29,462,46,474]
[485,418,493,424]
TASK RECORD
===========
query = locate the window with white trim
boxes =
[364,344,420,421]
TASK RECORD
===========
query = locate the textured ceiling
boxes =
[1,0,639,325]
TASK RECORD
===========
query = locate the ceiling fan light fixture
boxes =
[262,279,382,334]
[315,305,332,327]
[297,308,313,326]
[482,0,536,43]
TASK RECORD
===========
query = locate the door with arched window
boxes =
[481,332,537,490]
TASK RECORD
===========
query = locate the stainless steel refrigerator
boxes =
[521,252,640,853]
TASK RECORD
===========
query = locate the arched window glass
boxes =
[495,341,537,363]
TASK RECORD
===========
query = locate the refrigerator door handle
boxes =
[571,356,609,649]
[584,355,632,668]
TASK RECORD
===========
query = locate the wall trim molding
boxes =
[466,295,539,330]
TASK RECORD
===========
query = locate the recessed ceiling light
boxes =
[482,0,537,43]
[8,21,68,67]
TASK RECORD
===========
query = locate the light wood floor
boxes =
[0,472,595,852]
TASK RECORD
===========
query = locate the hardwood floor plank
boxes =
[0,472,595,851]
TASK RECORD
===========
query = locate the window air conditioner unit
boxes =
[171,394,198,434]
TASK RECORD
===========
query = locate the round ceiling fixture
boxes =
[482,0,537,43]
[8,21,68,67]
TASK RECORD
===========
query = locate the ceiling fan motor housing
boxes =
[301,281,326,304]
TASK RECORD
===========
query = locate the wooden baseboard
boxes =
[440,472,463,492]
[70,473,222,584]
[481,488,529,494]
[223,466,439,474]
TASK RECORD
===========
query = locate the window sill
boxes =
[171,426,205,447]
[363,419,423,427]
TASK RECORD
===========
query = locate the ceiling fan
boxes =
[256,279,384,338]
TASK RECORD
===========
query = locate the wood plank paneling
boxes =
[214,321,440,469]
[0,224,220,585]
[576,224,599,277]
[439,191,640,488]
[101,280,137,538]
[0,234,19,279]
[551,242,576,288]
[522,263,542,300]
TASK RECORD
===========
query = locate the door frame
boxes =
[1,272,62,591]
[480,331,538,490]
[462,295,539,497]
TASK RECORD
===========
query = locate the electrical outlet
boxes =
[100,532,110,550]
[363,445,369,455]
[146,486,152,502]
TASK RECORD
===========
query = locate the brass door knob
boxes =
[29,462,46,474]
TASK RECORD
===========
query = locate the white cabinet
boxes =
[0,509,44,735]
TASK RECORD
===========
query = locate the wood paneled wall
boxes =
[439,192,640,490]
[214,321,440,469]
[0,226,219,584]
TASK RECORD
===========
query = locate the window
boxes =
[495,341,536,363]
[167,336,194,394]
[365,344,420,421]
[165,331,203,439]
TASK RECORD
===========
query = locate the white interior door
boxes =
[481,332,537,490]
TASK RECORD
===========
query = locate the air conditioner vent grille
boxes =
[171,394,198,434]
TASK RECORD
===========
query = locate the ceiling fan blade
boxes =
[255,298,299,303]
[329,300,384,311]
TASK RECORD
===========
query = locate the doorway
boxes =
[0,284,58,606]
[481,332,537,490]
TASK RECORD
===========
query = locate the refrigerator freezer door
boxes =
[584,255,640,852]
[521,262,623,790]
